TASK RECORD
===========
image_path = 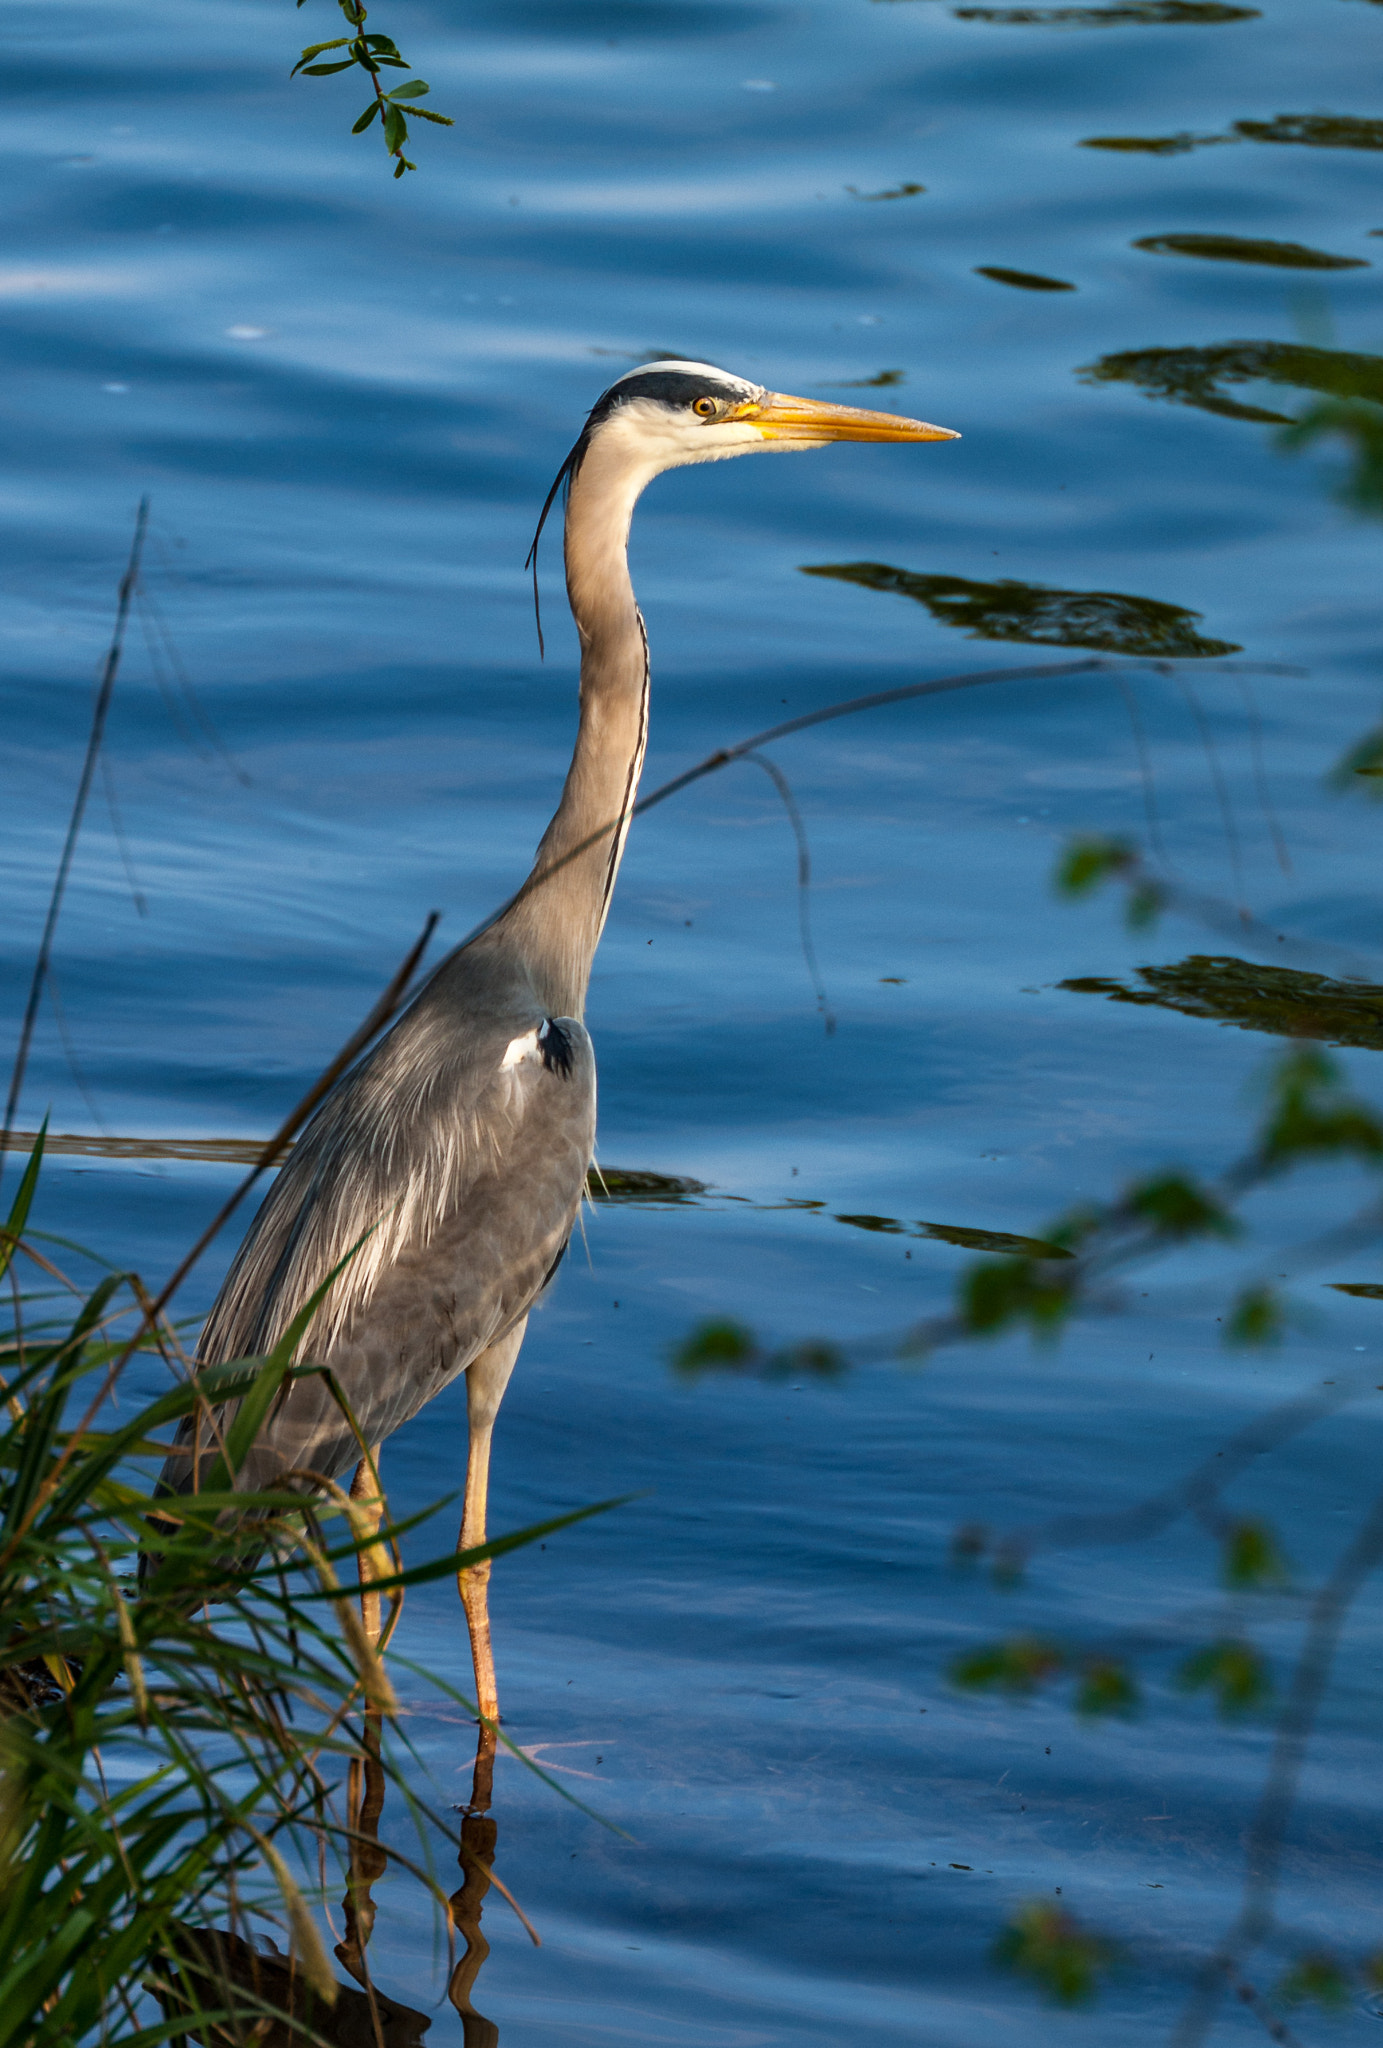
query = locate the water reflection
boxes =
[800,563,1240,656]
[1133,231,1369,269]
[1061,954,1383,1048]
[951,1,1259,22]
[153,1922,431,2045]
[1079,339,1383,422]
[1083,114,1383,151]
[974,265,1076,290]
[336,1716,510,2047]
[1081,130,1232,153]
[846,181,927,200]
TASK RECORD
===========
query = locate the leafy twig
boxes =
[293,0,454,179]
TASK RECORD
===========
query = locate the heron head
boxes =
[524,361,958,644]
[574,358,959,474]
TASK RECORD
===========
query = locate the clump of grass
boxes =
[0,1129,553,2042]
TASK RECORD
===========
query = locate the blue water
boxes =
[8,0,1383,2037]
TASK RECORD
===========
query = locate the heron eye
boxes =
[692,397,718,419]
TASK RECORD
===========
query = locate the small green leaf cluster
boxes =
[950,1635,1139,1716]
[1177,1637,1272,1714]
[1226,1281,1283,1344]
[1281,397,1383,518]
[1330,718,1383,795]
[995,1901,1115,2005]
[1276,1952,1352,2008]
[1126,1171,1236,1239]
[669,1318,846,1379]
[1055,835,1164,927]
[1258,1044,1383,1167]
[1222,1518,1289,1588]
[960,1243,1081,1339]
[293,0,454,178]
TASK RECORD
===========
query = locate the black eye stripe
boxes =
[586,370,747,425]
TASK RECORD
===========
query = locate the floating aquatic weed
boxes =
[1082,114,1383,152]
[974,265,1076,289]
[1232,112,1383,148]
[1134,231,1369,269]
[1079,338,1383,423]
[1059,956,1383,1051]
[800,563,1240,657]
[1081,129,1229,151]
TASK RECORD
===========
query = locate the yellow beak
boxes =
[733,392,960,444]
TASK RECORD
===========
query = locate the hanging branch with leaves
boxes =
[293,0,453,179]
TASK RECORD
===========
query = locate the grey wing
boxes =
[160,963,595,1499]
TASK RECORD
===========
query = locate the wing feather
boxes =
[162,947,595,1496]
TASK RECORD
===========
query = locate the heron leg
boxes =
[458,1320,526,1728]
[349,1448,388,1646]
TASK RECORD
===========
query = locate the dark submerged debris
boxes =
[1133,231,1368,269]
[800,563,1241,657]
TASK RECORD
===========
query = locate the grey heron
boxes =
[158,360,958,1726]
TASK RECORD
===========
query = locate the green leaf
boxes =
[671,1318,758,1375]
[1226,1283,1283,1345]
[382,102,407,153]
[387,78,430,98]
[1124,878,1165,929]
[352,99,381,131]
[1126,1172,1236,1240]
[961,1255,1074,1340]
[764,1340,847,1380]
[1222,1519,1289,1589]
[0,1119,47,1286]
[1277,1953,1351,2008]
[1178,1637,1271,1714]
[1329,720,1383,796]
[295,37,351,57]
[298,59,357,73]
[298,1496,633,1600]
[951,1635,1064,1696]
[1054,835,1135,897]
[1260,1044,1383,1166]
[1074,1659,1139,1717]
[995,1903,1115,2006]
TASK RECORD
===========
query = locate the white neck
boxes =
[494,430,658,1017]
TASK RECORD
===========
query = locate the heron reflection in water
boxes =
[154,1729,514,2045]
[156,362,958,1724]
